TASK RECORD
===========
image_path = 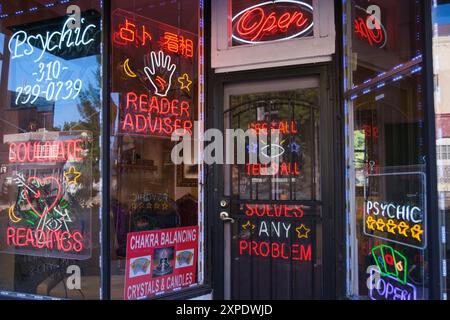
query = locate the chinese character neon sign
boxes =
[232,0,314,45]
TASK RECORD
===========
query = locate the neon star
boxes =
[410,224,423,242]
[295,224,311,239]
[64,166,82,185]
[385,219,397,234]
[366,216,376,230]
[247,143,258,154]
[242,221,256,230]
[397,222,410,237]
[375,219,386,232]
[289,142,301,154]
[178,73,193,92]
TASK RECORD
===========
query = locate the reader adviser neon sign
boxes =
[231,1,314,45]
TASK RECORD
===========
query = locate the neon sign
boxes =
[121,92,193,136]
[363,172,427,249]
[354,5,387,48]
[232,1,314,45]
[8,17,97,63]
[5,172,88,256]
[113,18,153,47]
[113,17,195,59]
[8,14,98,106]
[372,245,408,284]
[249,121,298,135]
[144,51,177,97]
[246,163,300,176]
[161,32,194,58]
[2,132,92,259]
[244,204,305,218]
[239,240,311,261]
[368,268,416,300]
[8,139,84,163]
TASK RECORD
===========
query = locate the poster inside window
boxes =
[0,0,102,299]
[109,0,204,300]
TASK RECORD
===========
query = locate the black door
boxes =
[209,66,340,300]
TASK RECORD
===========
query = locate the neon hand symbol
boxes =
[143,50,177,97]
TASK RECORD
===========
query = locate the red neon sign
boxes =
[6,227,85,253]
[8,139,84,164]
[113,18,153,47]
[354,16,386,48]
[244,204,305,218]
[113,17,195,59]
[232,1,314,44]
[161,32,194,58]
[246,163,300,176]
[24,176,62,219]
[239,240,312,261]
[121,92,193,136]
[249,121,298,135]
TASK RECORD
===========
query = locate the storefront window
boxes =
[0,0,102,299]
[343,0,430,300]
[432,0,450,300]
[109,0,204,300]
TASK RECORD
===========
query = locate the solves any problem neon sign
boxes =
[232,0,314,45]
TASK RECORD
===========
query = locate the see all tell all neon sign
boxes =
[231,0,314,45]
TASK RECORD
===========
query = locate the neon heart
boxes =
[24,176,62,219]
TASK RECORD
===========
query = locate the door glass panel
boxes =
[225,84,322,299]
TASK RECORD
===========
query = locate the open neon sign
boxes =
[354,5,387,48]
[232,0,314,45]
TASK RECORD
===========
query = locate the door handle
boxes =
[220,211,235,223]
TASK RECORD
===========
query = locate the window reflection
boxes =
[0,0,102,299]
[110,0,203,300]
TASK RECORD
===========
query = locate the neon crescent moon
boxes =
[8,204,22,223]
[123,58,137,78]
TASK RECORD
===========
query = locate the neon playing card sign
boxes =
[372,244,407,284]
[369,245,417,300]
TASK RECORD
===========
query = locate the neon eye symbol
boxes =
[261,144,285,159]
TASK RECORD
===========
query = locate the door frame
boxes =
[207,64,345,300]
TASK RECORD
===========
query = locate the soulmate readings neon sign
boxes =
[232,0,314,45]
[2,132,92,259]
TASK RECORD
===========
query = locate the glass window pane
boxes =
[110,0,204,300]
[433,0,450,299]
[345,0,424,89]
[344,0,430,300]
[0,0,102,299]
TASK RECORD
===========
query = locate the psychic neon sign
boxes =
[8,16,97,63]
[231,0,314,45]
[363,172,427,249]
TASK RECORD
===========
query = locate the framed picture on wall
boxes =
[177,164,198,187]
